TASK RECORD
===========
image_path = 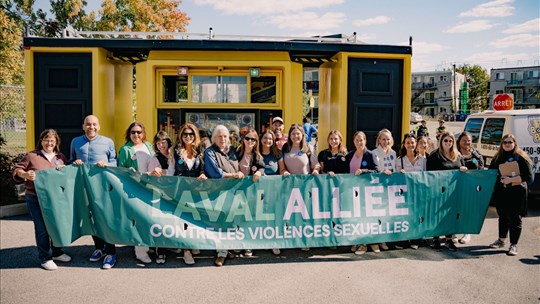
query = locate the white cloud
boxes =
[410,41,449,55]
[194,0,344,15]
[459,0,515,18]
[489,33,540,48]
[502,18,540,34]
[264,12,345,31]
[446,20,495,33]
[352,16,390,27]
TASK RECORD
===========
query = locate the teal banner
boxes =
[34,165,497,249]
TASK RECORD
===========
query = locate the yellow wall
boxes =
[318,52,412,147]
[23,47,125,150]
[136,50,304,138]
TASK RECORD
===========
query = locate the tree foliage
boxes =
[0,7,24,84]
[94,0,189,32]
[456,64,490,111]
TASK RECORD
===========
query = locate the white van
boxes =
[462,109,540,199]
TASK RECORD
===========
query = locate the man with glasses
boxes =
[69,115,118,269]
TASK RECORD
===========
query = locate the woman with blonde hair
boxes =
[488,134,533,256]
[318,130,348,176]
[426,131,468,251]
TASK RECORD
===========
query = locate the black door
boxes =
[34,53,92,157]
[347,58,403,151]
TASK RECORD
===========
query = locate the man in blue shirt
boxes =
[303,117,317,143]
[70,115,117,269]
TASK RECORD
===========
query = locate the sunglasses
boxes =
[130,130,143,135]
[182,132,195,137]
[244,136,257,142]
[502,140,514,144]
[443,139,453,143]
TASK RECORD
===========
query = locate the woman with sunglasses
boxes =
[118,122,155,264]
[488,134,533,256]
[426,132,468,251]
[13,129,71,270]
[345,131,379,255]
[173,123,207,265]
[396,133,426,249]
[259,129,285,255]
[281,124,321,251]
[235,129,265,257]
[456,131,485,244]
[204,125,243,266]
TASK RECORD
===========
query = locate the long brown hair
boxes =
[36,129,61,153]
[259,129,281,159]
[326,130,347,155]
[237,129,262,160]
[492,134,532,165]
[437,131,459,162]
[177,123,201,150]
[124,121,146,144]
[282,124,309,153]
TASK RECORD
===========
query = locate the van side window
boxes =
[481,118,505,145]
[464,118,483,143]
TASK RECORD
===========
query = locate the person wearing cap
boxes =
[272,116,288,150]
[435,119,447,141]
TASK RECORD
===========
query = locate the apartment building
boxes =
[411,70,466,117]
[490,66,540,109]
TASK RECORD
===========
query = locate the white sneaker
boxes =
[52,253,72,262]
[459,234,471,244]
[244,249,253,257]
[191,249,200,255]
[183,250,195,265]
[41,260,58,271]
[272,249,281,255]
[136,253,152,264]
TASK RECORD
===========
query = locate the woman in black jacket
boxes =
[488,134,533,256]
[426,132,468,251]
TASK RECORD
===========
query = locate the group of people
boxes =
[13,114,533,270]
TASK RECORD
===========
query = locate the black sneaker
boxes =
[432,239,441,249]
[446,241,458,251]
[489,239,505,248]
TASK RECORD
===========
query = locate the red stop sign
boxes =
[493,94,514,111]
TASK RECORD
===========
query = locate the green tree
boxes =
[457,64,490,111]
[0,8,23,84]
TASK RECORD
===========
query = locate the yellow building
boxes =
[24,34,412,154]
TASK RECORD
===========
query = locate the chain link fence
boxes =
[0,85,26,155]
[0,85,26,205]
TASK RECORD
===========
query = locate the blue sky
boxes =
[35,0,539,72]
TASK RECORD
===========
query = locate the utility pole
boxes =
[453,63,456,113]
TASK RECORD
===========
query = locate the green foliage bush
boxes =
[0,132,24,205]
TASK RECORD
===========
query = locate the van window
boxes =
[464,118,483,142]
[481,118,505,145]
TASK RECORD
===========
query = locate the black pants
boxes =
[495,186,526,245]
[92,236,116,255]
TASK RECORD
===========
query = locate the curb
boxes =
[0,202,28,218]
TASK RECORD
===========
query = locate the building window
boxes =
[528,70,539,78]
[440,75,447,82]
[495,72,505,80]
[191,76,247,103]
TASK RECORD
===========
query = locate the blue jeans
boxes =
[26,194,64,262]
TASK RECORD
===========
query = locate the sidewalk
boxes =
[1,207,539,304]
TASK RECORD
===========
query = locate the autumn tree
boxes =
[457,64,490,111]
[94,0,189,32]
[0,7,23,85]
